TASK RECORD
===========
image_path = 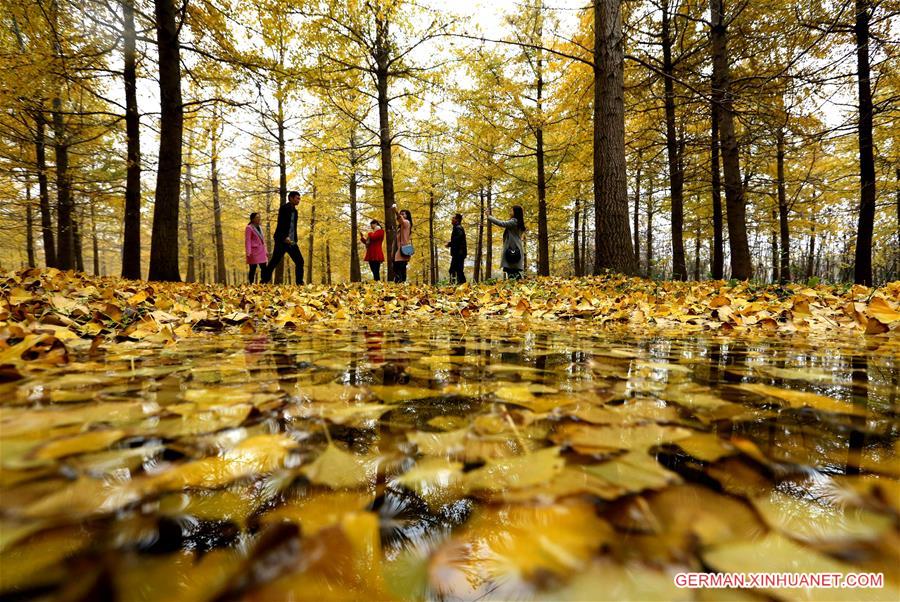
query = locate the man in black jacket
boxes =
[446,213,467,285]
[261,191,304,284]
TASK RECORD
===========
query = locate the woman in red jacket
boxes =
[245,212,269,283]
[360,219,385,281]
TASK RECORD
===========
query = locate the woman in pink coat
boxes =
[245,212,269,283]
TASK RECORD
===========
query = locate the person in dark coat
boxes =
[261,190,304,284]
[487,205,526,279]
[446,213,467,284]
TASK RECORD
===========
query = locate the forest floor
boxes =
[1,268,898,363]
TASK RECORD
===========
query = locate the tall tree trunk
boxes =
[307,186,316,284]
[710,0,751,279]
[776,128,790,282]
[574,197,581,276]
[326,240,332,285]
[485,179,493,279]
[710,99,724,279]
[90,202,99,275]
[183,148,196,282]
[375,16,397,282]
[633,157,641,270]
[805,217,816,280]
[52,99,74,269]
[662,0,686,280]
[34,111,56,268]
[646,172,654,277]
[121,0,141,279]
[148,0,182,282]
[349,132,361,282]
[581,201,588,274]
[210,118,226,284]
[274,91,287,285]
[535,44,549,276]
[593,0,637,275]
[428,189,436,284]
[895,167,899,280]
[853,0,876,286]
[73,208,84,271]
[771,209,779,283]
[26,180,35,268]
[474,188,484,282]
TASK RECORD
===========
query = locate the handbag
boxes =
[401,243,415,257]
[504,245,520,264]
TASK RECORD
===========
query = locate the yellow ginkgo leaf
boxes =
[301,444,377,490]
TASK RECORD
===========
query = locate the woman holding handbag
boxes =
[245,212,269,283]
[486,205,526,279]
[392,204,413,283]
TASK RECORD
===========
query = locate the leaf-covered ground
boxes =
[1,269,899,601]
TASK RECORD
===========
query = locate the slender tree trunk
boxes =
[148,0,182,282]
[574,197,581,276]
[853,0,876,286]
[34,112,56,268]
[646,172,654,277]
[693,221,701,280]
[183,148,196,282]
[895,167,899,280]
[662,0,686,280]
[593,0,637,275]
[474,188,484,282]
[349,132,361,282]
[633,158,640,271]
[428,189,436,284]
[581,201,588,274]
[73,210,85,272]
[26,181,35,268]
[771,209,779,283]
[52,99,74,269]
[806,218,816,280]
[326,240,332,285]
[210,118,226,284]
[710,100,724,279]
[121,0,142,279]
[308,186,316,284]
[90,202,99,276]
[485,179,493,279]
[776,128,790,282]
[535,51,549,276]
[710,0,751,279]
[274,92,287,285]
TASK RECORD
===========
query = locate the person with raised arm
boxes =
[360,219,385,281]
[486,205,526,280]
[392,204,413,283]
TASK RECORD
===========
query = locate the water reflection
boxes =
[0,321,898,600]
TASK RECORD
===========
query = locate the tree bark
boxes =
[693,221,701,280]
[274,92,287,285]
[148,0,182,282]
[535,45,549,276]
[349,132,361,282]
[771,209,779,283]
[26,180,35,268]
[710,0,751,279]
[326,240,332,285]
[853,0,876,286]
[776,128,790,282]
[646,171,654,277]
[210,117,226,284]
[52,98,75,270]
[805,217,816,280]
[710,99,724,279]
[73,210,84,272]
[593,0,637,275]
[428,189,437,284]
[121,0,142,279]
[34,111,56,268]
[662,0,686,280]
[895,167,899,280]
[375,15,397,282]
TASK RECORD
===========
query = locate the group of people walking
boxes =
[244,190,527,285]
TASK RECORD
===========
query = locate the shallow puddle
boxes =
[1,321,899,600]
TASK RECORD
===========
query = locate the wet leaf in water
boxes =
[464,446,565,492]
[301,444,378,490]
[736,383,867,416]
[260,490,375,535]
[391,457,466,509]
[32,429,127,460]
[552,422,694,453]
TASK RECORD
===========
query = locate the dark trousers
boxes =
[449,256,466,284]
[394,260,408,283]
[248,263,265,284]
[368,261,382,281]
[262,241,304,284]
[503,267,522,280]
